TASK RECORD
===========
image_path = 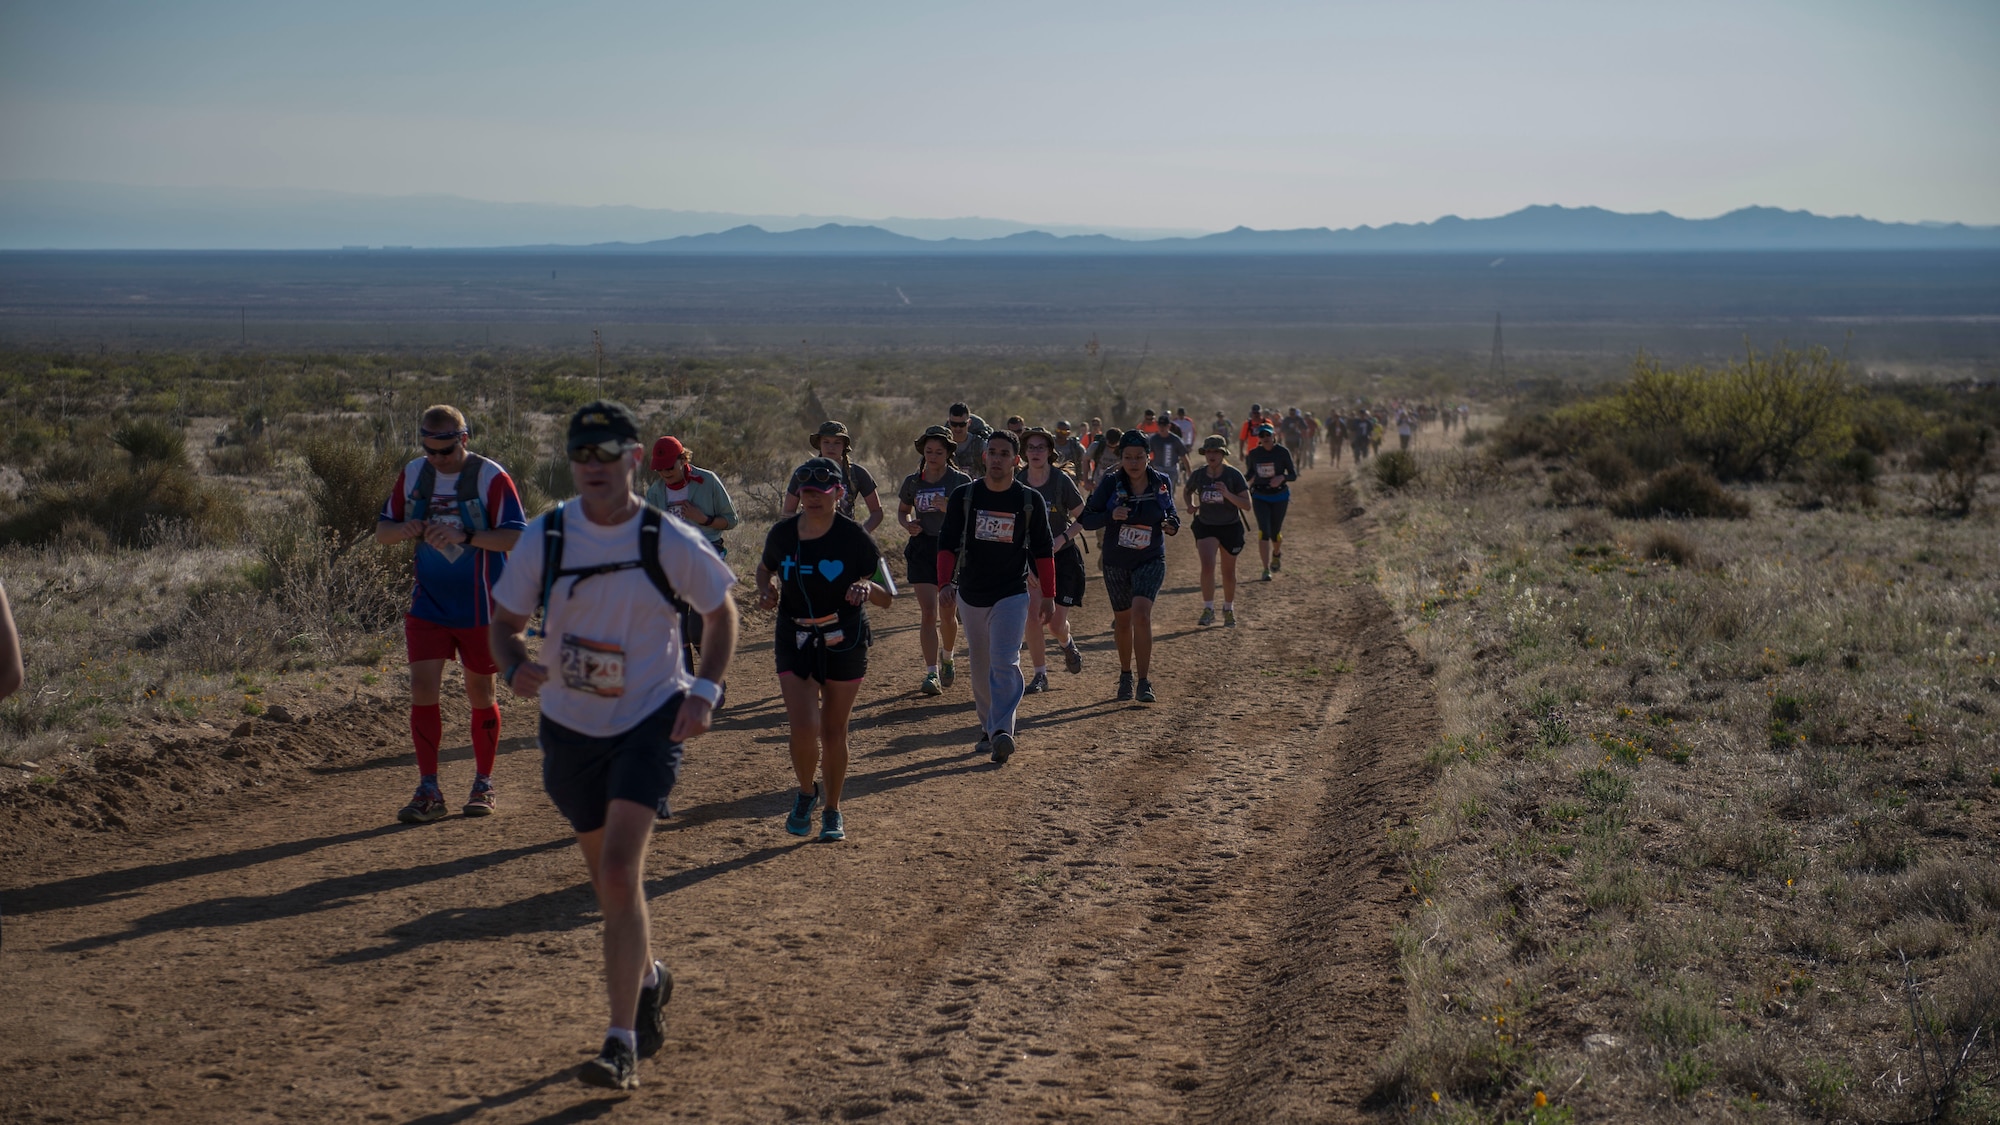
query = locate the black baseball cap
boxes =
[568,400,640,447]
[1117,430,1151,451]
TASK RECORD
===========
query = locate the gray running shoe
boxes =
[579,1036,638,1090]
[635,961,672,1057]
[1198,607,1215,627]
[990,731,1016,764]
[1222,607,1237,627]
[1061,639,1084,675]
[940,659,957,688]
[920,671,943,696]
[1136,679,1156,704]
[1116,672,1134,702]
[1025,670,1049,694]
[397,784,447,825]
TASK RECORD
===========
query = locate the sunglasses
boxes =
[792,464,842,489]
[422,442,459,458]
[947,421,968,429]
[567,439,634,464]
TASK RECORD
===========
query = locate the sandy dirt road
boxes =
[1,464,1433,1124]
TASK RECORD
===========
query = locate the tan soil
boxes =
[0,467,1432,1124]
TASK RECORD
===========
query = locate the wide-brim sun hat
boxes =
[810,420,852,452]
[1200,435,1229,452]
[914,424,958,454]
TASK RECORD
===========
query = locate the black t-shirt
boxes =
[1243,445,1297,497]
[761,514,883,633]
[936,479,1054,608]
[1184,464,1250,525]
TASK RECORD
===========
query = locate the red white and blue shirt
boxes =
[378,457,528,628]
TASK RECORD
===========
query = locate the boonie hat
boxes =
[569,400,640,448]
[1200,435,1229,452]
[650,435,687,470]
[914,425,958,454]
[810,420,852,451]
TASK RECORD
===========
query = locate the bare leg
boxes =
[408,658,446,706]
[915,584,941,667]
[777,672,822,795]
[1112,609,1133,672]
[1026,586,1048,669]
[1220,549,1239,604]
[1130,597,1155,679]
[575,799,658,1032]
[816,679,863,810]
[1196,537,1219,602]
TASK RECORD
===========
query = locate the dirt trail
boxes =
[0,466,1433,1124]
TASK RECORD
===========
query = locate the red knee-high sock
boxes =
[471,706,501,779]
[411,704,442,781]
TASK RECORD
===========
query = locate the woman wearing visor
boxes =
[757,457,895,842]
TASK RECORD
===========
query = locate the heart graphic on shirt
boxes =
[817,558,844,581]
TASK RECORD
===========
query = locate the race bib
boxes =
[1201,485,1225,505]
[1117,525,1153,550]
[559,635,626,698]
[974,510,1016,542]
[795,628,847,648]
[1257,463,1276,478]
[666,501,689,521]
[916,489,946,513]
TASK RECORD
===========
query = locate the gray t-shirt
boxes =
[898,467,975,537]
[1025,467,1084,542]
[1148,430,1190,477]
[1184,464,1250,525]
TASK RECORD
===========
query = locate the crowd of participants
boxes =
[0,393,1460,1091]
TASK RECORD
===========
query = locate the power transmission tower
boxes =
[1488,314,1505,383]
[593,329,604,395]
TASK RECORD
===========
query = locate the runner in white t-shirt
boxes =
[489,400,738,1092]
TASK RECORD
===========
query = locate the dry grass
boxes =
[1366,448,2000,1122]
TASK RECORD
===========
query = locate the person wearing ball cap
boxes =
[1243,421,1298,580]
[644,435,736,556]
[783,420,884,533]
[1078,428,1180,704]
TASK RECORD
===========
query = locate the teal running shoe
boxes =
[785,783,820,836]
[819,809,846,842]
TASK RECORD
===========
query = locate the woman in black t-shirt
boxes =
[1021,427,1087,691]
[757,457,895,843]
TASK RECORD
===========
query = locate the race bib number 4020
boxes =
[559,634,627,698]
[1117,525,1153,550]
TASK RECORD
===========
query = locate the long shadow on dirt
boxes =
[401,1067,621,1125]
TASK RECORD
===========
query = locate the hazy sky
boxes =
[3,0,1996,229]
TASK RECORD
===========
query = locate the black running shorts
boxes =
[540,695,687,834]
[904,532,941,586]
[1054,545,1086,607]
[1193,519,1246,555]
[773,621,869,683]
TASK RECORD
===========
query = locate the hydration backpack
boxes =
[412,451,495,532]
[536,501,681,620]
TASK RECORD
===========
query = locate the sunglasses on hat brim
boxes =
[791,464,843,490]
[568,439,637,464]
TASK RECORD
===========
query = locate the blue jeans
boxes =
[958,593,1029,737]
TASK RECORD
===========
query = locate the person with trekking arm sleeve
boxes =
[488,400,739,1091]
[1020,427,1087,690]
[376,404,527,824]
[935,428,1056,764]
[1078,430,1179,704]
[898,426,974,696]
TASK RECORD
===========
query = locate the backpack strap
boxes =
[636,504,680,607]
[412,457,438,520]
[536,502,567,626]
[412,451,493,528]
[540,502,681,612]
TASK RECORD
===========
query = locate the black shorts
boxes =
[1101,558,1166,613]
[540,695,687,834]
[1193,519,1246,555]
[774,621,870,683]
[904,533,940,586]
[1054,545,1086,607]
[1253,497,1290,541]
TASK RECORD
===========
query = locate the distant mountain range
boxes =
[1,180,1995,253]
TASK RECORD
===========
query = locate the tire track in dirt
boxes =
[0,468,1429,1125]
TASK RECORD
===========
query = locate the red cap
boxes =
[650,436,687,470]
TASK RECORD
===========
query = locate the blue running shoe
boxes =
[820,809,846,842]
[785,783,820,836]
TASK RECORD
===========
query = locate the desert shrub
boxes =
[205,441,274,475]
[248,510,406,646]
[1373,449,1420,489]
[0,460,245,547]
[1912,422,1993,518]
[1643,528,1699,566]
[1608,346,1854,481]
[1579,441,1638,489]
[112,418,187,467]
[530,447,578,505]
[1459,426,1487,447]
[298,434,406,546]
[1611,464,1750,520]
[1490,412,1576,460]
[1546,465,1598,508]
[1788,447,1879,510]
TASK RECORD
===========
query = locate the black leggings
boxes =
[1252,497,1289,542]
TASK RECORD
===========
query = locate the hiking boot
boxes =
[1116,672,1134,702]
[1025,670,1049,694]
[635,961,673,1057]
[939,659,957,688]
[397,784,447,825]
[1222,607,1237,627]
[1197,606,1215,627]
[785,783,821,837]
[1136,679,1156,704]
[819,809,846,842]
[990,731,1016,765]
[1061,639,1084,675]
[578,1036,638,1090]
[462,778,496,817]
[919,671,943,697]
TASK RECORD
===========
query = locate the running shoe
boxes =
[579,1036,638,1090]
[1062,639,1084,675]
[820,809,846,842]
[1198,607,1215,627]
[919,671,943,697]
[1261,567,1273,582]
[976,732,993,755]
[1136,679,1157,704]
[462,778,496,818]
[635,961,673,1057]
[1222,608,1237,627]
[785,783,821,837]
[397,784,447,825]
[1025,670,1049,694]
[1116,672,1135,702]
[990,731,1016,765]
[1272,553,1283,572]
[940,659,957,688]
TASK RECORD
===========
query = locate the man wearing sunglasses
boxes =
[946,402,988,474]
[488,400,739,1091]
[376,404,528,824]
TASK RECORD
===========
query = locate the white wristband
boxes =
[688,678,723,708]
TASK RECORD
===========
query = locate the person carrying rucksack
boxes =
[488,399,739,1091]
[375,404,528,824]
